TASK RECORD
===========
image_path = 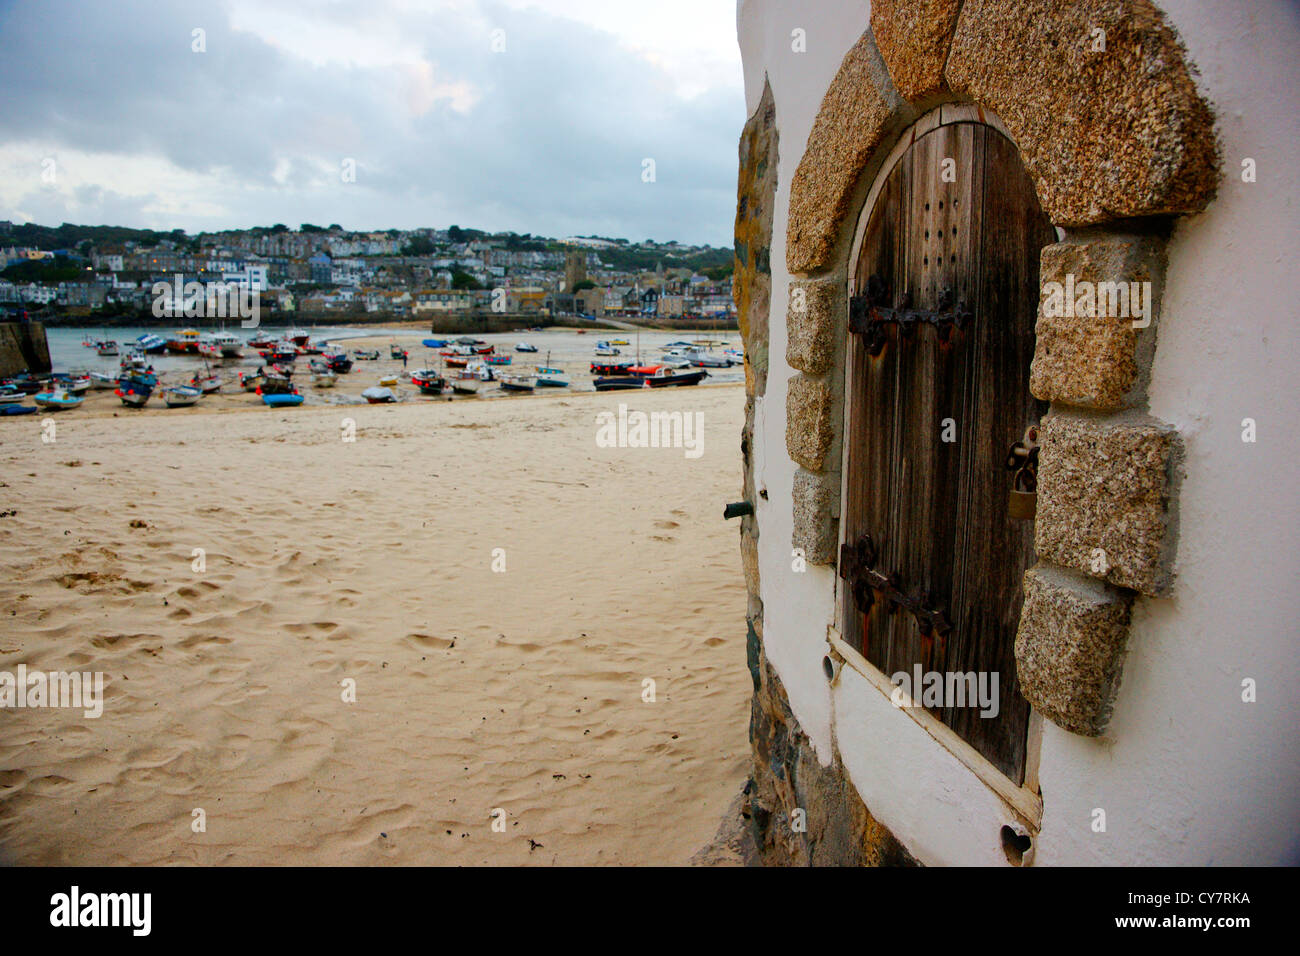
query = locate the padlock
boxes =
[1008,466,1037,520]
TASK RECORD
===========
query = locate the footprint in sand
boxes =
[654,519,680,529]
[403,633,454,650]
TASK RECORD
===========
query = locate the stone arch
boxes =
[783,1,1219,739]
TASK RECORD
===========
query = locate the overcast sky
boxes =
[0,0,744,246]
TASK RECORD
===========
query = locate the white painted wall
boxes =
[737,0,1300,865]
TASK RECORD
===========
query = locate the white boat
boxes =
[96,340,119,356]
[686,348,734,368]
[209,331,243,358]
[362,386,395,404]
[89,372,119,389]
[515,342,539,353]
[594,343,621,356]
[191,373,222,394]
[162,385,202,408]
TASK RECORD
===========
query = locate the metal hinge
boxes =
[837,533,953,638]
[849,274,975,355]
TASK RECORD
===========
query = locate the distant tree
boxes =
[301,223,325,233]
[271,223,289,233]
[401,236,436,256]
[328,223,343,232]
[450,268,482,290]
[448,225,465,243]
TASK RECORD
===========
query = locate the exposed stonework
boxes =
[1015,564,1135,736]
[1030,234,1167,409]
[734,79,779,398]
[791,468,839,565]
[1035,413,1178,596]
[786,31,907,275]
[745,644,918,866]
[945,0,1219,226]
[871,0,963,101]
[785,374,835,472]
[786,278,843,375]
[0,320,51,377]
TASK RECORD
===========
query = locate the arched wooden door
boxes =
[839,120,1055,783]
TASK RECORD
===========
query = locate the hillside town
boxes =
[0,221,737,327]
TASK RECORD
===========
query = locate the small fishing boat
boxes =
[498,375,536,393]
[166,329,202,354]
[285,328,311,347]
[590,360,634,376]
[593,376,645,391]
[325,354,353,374]
[1,404,36,416]
[312,371,337,388]
[119,352,149,373]
[162,385,202,408]
[687,349,734,368]
[239,371,266,392]
[362,386,396,404]
[608,339,630,346]
[423,338,449,348]
[661,341,694,350]
[259,375,294,395]
[34,388,83,411]
[451,378,480,395]
[644,367,709,388]
[485,355,512,366]
[263,392,304,407]
[2,375,45,395]
[88,372,119,389]
[533,366,569,390]
[262,345,297,363]
[353,349,380,360]
[473,345,495,355]
[724,348,744,361]
[515,342,538,353]
[247,333,277,349]
[410,370,445,395]
[377,375,400,387]
[96,340,119,356]
[389,343,406,360]
[594,342,621,356]
[191,373,222,394]
[135,333,167,354]
[52,373,91,394]
[444,355,469,368]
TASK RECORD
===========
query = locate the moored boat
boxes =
[162,385,202,408]
[534,366,569,387]
[410,370,445,395]
[353,348,380,360]
[499,374,536,392]
[135,333,167,354]
[644,367,709,388]
[263,392,304,407]
[166,328,202,354]
[362,386,396,404]
[485,355,512,365]
[515,342,538,353]
[593,376,645,391]
[590,360,634,376]
[96,340,119,356]
[33,388,83,410]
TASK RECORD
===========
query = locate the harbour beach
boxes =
[0,380,750,864]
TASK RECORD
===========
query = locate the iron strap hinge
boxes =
[837,533,953,638]
[849,274,974,355]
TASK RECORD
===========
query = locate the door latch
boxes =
[1006,426,1039,521]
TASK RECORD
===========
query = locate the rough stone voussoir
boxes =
[1030,234,1167,409]
[871,0,964,101]
[1035,414,1177,596]
[944,0,1219,225]
[787,279,844,375]
[792,467,840,565]
[1015,563,1134,736]
[787,31,907,275]
[785,374,836,472]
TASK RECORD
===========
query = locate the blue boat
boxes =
[33,389,84,411]
[423,338,448,348]
[1,404,36,415]
[135,334,167,354]
[262,393,304,407]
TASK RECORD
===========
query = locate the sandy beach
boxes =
[0,380,750,865]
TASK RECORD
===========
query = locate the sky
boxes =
[0,0,745,246]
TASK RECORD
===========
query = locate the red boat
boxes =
[627,364,663,377]
[473,345,494,355]
[445,356,469,368]
[591,361,634,376]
